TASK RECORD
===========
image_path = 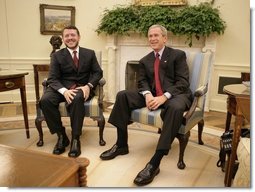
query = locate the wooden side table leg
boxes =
[224,113,243,187]
[20,85,29,138]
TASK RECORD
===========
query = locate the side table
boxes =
[225,72,250,132]
[223,84,250,187]
[0,71,29,138]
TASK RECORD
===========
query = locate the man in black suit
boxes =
[100,24,192,185]
[40,26,103,158]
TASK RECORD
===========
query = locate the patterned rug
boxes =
[0,115,222,152]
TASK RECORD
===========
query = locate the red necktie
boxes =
[154,53,163,96]
[73,51,79,68]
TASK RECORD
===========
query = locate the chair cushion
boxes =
[130,107,203,134]
[59,96,102,117]
[131,108,162,128]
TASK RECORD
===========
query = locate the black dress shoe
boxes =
[53,133,70,155]
[134,163,160,186]
[100,144,129,160]
[68,139,81,158]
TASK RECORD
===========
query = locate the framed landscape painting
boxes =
[40,4,75,35]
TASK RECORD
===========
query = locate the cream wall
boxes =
[0,0,131,58]
[207,0,250,111]
[0,0,250,112]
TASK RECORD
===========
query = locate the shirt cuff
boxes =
[141,90,151,97]
[58,87,68,95]
[164,92,171,99]
[87,83,93,89]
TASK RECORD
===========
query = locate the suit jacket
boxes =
[47,47,103,91]
[138,46,192,106]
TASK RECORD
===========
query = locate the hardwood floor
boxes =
[204,110,229,130]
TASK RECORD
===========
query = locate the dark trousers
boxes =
[39,87,85,136]
[108,90,190,154]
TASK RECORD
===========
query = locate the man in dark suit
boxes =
[100,24,192,185]
[40,26,103,158]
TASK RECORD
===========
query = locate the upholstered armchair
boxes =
[129,50,213,169]
[33,51,106,147]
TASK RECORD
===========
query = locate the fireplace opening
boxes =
[125,61,139,91]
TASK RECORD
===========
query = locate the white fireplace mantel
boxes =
[106,32,217,111]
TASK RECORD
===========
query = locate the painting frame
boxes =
[40,4,75,35]
[134,0,187,6]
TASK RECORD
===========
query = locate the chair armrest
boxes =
[42,79,48,93]
[97,77,106,106]
[194,85,208,97]
[183,85,208,125]
[98,77,106,86]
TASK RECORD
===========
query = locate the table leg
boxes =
[224,113,243,186]
[20,86,30,138]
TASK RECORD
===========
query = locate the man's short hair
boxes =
[148,24,168,36]
[62,25,80,36]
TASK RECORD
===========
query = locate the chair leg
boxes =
[97,115,106,146]
[176,131,190,170]
[198,119,204,145]
[35,117,44,147]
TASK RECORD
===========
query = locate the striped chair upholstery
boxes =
[59,94,102,118]
[33,51,106,147]
[130,50,213,169]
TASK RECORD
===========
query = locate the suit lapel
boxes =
[78,48,86,71]
[63,48,78,71]
[159,48,170,84]
[148,52,155,70]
